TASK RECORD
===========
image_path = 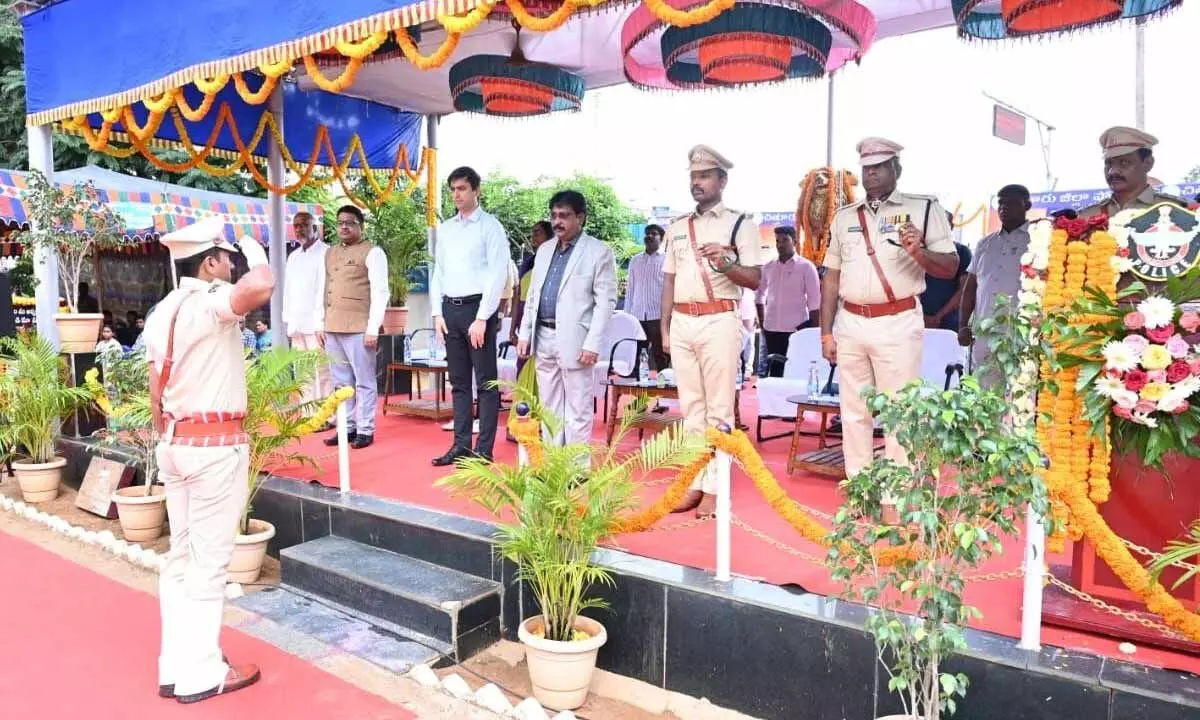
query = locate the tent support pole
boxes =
[825,72,835,167]
[267,86,287,349]
[28,123,60,349]
[425,114,440,338]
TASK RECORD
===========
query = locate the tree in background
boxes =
[441,172,643,259]
[0,7,262,196]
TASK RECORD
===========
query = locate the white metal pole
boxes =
[267,86,287,349]
[27,124,60,349]
[336,399,351,493]
[714,438,733,582]
[425,114,440,345]
[1134,18,1146,130]
[825,73,835,167]
[1017,502,1045,650]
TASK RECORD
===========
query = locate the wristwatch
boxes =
[712,251,737,273]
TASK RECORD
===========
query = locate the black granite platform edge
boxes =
[55,440,1200,720]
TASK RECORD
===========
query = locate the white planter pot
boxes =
[12,457,67,503]
[112,485,167,542]
[228,519,275,584]
[54,313,104,353]
[518,615,608,711]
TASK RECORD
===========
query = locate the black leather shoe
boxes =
[351,434,374,449]
[432,448,469,467]
[471,449,494,463]
[324,431,356,446]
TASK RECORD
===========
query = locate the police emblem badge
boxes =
[1115,203,1200,281]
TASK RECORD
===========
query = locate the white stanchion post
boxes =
[337,400,351,493]
[714,424,733,583]
[1018,501,1045,650]
[514,401,531,468]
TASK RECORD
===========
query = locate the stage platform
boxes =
[56,391,1200,720]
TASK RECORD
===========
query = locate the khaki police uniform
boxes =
[825,138,954,478]
[143,217,252,697]
[664,145,761,494]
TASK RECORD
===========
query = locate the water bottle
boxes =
[638,349,649,385]
[807,361,821,399]
[402,335,412,363]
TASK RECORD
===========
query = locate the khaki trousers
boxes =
[670,311,740,493]
[156,443,250,695]
[834,308,923,479]
[290,332,330,406]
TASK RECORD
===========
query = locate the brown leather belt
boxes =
[171,419,246,438]
[674,300,737,316]
[841,296,917,319]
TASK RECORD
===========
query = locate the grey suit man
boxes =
[517,190,618,449]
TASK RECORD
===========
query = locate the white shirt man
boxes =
[282,212,329,406]
[625,225,668,370]
[430,167,510,466]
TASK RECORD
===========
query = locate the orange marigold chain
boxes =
[232,72,278,105]
[643,0,736,28]
[301,55,365,94]
[394,27,461,70]
[506,0,579,32]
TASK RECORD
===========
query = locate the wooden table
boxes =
[605,378,742,444]
[382,360,453,421]
[786,394,881,479]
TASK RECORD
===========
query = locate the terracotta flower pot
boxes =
[518,615,607,711]
[381,306,408,336]
[112,485,167,541]
[12,457,67,503]
[54,313,104,353]
[228,519,275,584]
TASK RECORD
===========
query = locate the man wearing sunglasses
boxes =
[819,138,958,514]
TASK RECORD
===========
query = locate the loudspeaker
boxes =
[0,272,14,339]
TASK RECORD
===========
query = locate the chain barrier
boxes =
[1043,573,1183,638]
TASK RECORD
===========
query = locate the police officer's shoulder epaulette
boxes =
[900,192,939,202]
[833,200,863,216]
[1155,192,1189,208]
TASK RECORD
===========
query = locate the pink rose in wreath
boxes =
[1166,335,1191,358]
[1123,369,1149,391]
[1172,402,1191,415]
[1146,324,1176,343]
[1113,404,1133,419]
[1191,358,1200,375]
[1123,311,1146,330]
[1181,312,1200,333]
[1167,360,1192,384]
[1147,369,1167,383]
[1123,335,1150,355]
[1134,399,1157,415]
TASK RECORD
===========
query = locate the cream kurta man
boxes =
[143,216,274,704]
[662,145,762,519]
[282,211,329,407]
[819,138,958,500]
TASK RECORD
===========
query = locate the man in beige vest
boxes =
[820,138,958,501]
[144,216,271,703]
[663,145,762,519]
[316,205,390,449]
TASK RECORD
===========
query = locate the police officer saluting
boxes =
[144,216,272,703]
[663,145,762,519]
[819,138,958,509]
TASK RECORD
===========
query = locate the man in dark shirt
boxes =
[920,212,972,331]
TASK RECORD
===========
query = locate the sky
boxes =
[435,4,1199,215]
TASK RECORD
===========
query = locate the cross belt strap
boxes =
[855,206,898,304]
[687,217,719,303]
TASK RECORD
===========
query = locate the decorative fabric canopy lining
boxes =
[953,0,1181,39]
[659,4,834,87]
[449,53,586,115]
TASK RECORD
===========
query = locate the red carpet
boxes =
[0,532,413,720]
[276,392,1200,676]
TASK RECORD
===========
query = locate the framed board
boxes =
[75,456,136,519]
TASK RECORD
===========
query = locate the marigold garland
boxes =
[297,386,356,435]
[610,450,714,533]
[506,0,578,32]
[393,27,461,71]
[643,0,735,28]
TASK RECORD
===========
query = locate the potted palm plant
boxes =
[829,295,1053,720]
[439,389,705,711]
[19,171,124,352]
[0,333,93,502]
[231,347,325,583]
[84,350,166,541]
[367,193,429,336]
